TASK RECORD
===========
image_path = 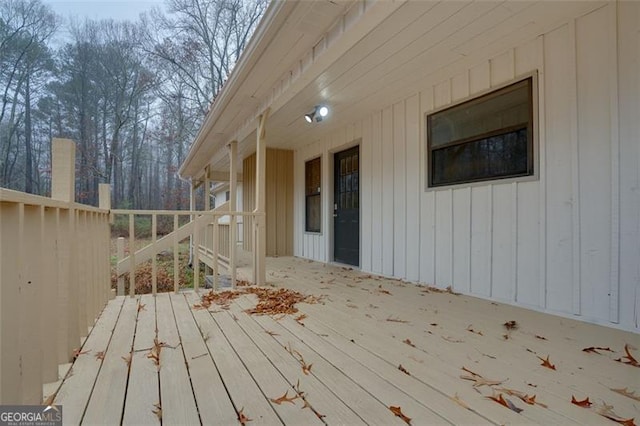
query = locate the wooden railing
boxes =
[112,204,255,294]
[0,187,111,404]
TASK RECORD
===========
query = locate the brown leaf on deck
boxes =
[571,395,592,408]
[537,355,556,370]
[610,388,640,402]
[386,316,409,323]
[460,367,504,387]
[535,335,547,340]
[503,320,518,330]
[43,393,56,406]
[596,402,636,426]
[442,336,464,343]
[582,346,613,354]
[389,406,412,425]
[94,351,105,361]
[152,403,162,420]
[265,330,279,337]
[237,407,252,425]
[269,390,299,405]
[377,285,392,295]
[295,313,307,326]
[614,344,640,368]
[137,303,146,312]
[487,393,523,413]
[403,338,415,347]
[451,393,470,410]
[72,348,90,360]
[496,387,547,408]
[122,352,132,369]
[467,325,483,336]
[398,364,411,376]
[302,363,313,375]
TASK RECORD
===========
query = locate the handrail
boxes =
[0,188,108,213]
[112,202,254,295]
[0,187,111,405]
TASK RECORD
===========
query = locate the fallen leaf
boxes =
[496,388,547,408]
[122,353,132,368]
[94,351,105,361]
[610,388,640,402]
[377,285,392,295]
[137,303,146,313]
[467,325,483,336]
[451,393,470,410]
[537,355,556,370]
[152,402,162,420]
[403,339,415,348]
[265,330,279,336]
[389,406,411,425]
[269,390,299,405]
[615,344,640,368]
[460,367,504,387]
[582,346,613,354]
[302,363,313,375]
[571,395,592,408]
[295,314,307,326]
[596,402,636,426]
[237,407,252,425]
[442,336,464,343]
[487,393,523,413]
[535,335,547,340]
[386,316,409,323]
[398,364,410,376]
[72,348,89,360]
[503,320,518,330]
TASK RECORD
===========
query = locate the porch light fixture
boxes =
[304,105,329,123]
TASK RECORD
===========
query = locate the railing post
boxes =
[228,141,238,287]
[152,214,157,295]
[173,215,179,293]
[212,215,218,290]
[254,111,269,285]
[51,138,75,203]
[41,206,58,385]
[99,184,111,303]
[51,138,80,363]
[129,214,135,297]
[193,214,200,292]
[117,237,125,296]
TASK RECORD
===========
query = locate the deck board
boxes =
[53,256,640,426]
[171,293,237,425]
[156,293,200,425]
[82,296,137,424]
[122,294,159,425]
[54,296,125,425]
[187,292,284,425]
[226,298,367,425]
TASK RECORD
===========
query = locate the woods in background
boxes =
[0,0,267,208]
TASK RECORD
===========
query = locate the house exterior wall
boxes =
[244,148,294,256]
[293,2,639,332]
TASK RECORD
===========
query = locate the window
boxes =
[225,190,230,201]
[427,77,534,187]
[305,157,321,232]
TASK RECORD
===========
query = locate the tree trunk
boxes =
[24,73,33,193]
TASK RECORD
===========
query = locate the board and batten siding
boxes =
[243,148,294,256]
[293,2,639,332]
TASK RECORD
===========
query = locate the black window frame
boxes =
[305,156,322,233]
[426,76,535,188]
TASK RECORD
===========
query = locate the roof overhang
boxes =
[180,0,607,182]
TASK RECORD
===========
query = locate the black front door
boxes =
[334,146,359,266]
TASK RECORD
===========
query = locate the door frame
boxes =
[328,139,362,267]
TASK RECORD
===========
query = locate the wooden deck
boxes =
[50,257,639,425]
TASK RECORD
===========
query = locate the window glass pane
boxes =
[352,154,359,171]
[305,158,321,231]
[431,128,528,186]
[305,194,321,232]
[430,79,530,148]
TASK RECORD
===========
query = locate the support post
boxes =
[253,110,269,285]
[98,184,111,301]
[117,237,125,296]
[51,138,75,203]
[228,141,238,287]
[129,214,135,297]
[173,215,179,293]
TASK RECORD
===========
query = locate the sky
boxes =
[42,0,165,23]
